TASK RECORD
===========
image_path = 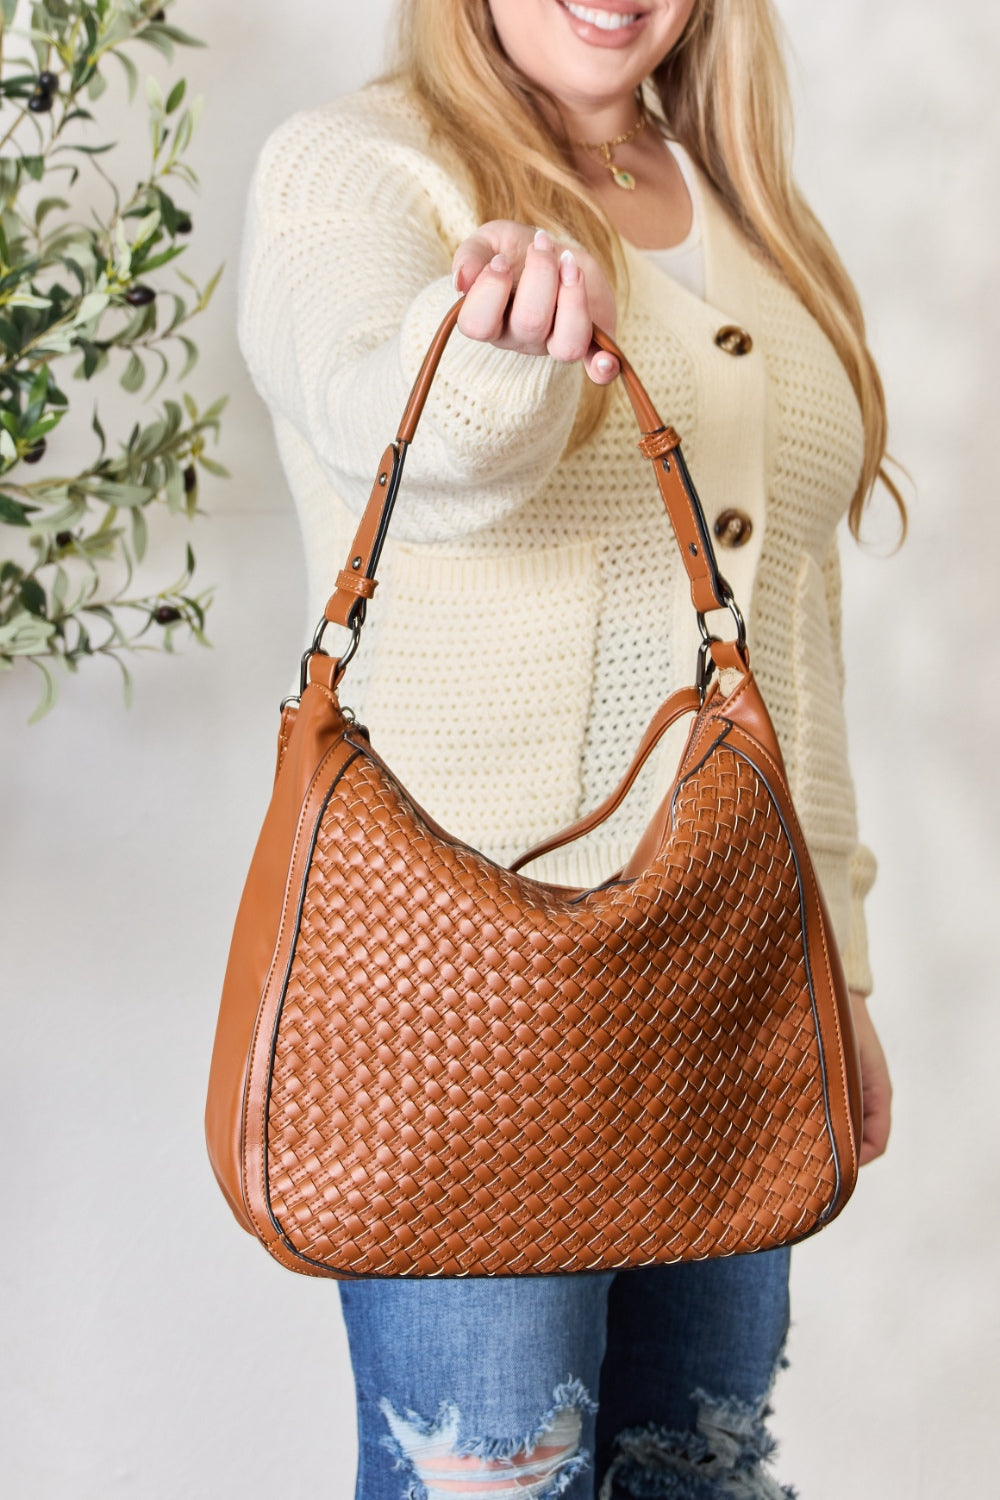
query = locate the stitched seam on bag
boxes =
[254,748,349,1225]
[726,740,844,1214]
[672,701,850,1211]
[728,732,856,1188]
[276,717,293,775]
[746,731,854,1179]
[258,749,367,1270]
[719,673,753,716]
[241,734,356,1242]
[680,696,728,772]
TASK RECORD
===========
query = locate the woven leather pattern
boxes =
[264,729,838,1277]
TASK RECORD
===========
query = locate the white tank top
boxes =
[641,140,706,301]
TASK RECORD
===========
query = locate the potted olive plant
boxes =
[0,0,225,719]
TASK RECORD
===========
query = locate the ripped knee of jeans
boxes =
[598,1361,795,1500]
[380,1377,597,1500]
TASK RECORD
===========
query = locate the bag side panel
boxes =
[720,672,861,1211]
[238,731,367,1254]
[204,684,351,1230]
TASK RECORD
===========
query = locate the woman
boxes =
[237,1,895,1494]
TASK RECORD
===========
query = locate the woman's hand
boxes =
[850,988,892,1165]
[452,221,620,385]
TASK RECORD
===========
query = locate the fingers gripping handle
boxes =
[322,298,733,642]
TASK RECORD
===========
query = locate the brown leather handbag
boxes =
[205,302,862,1279]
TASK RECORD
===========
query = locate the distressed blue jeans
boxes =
[338,1246,794,1500]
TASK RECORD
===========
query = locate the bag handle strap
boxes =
[509,682,703,873]
[319,298,736,668]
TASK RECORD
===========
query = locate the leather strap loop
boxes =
[710,638,750,676]
[636,426,681,459]
[334,569,378,601]
[324,443,401,627]
[324,301,733,648]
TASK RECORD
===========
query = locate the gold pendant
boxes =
[612,167,636,190]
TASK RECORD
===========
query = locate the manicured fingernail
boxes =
[490,253,510,274]
[595,353,616,375]
[559,249,580,285]
[452,262,467,292]
[533,228,554,252]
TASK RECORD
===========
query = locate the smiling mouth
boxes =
[561,3,644,30]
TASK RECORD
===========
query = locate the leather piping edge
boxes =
[233,732,358,1233]
[668,723,846,1230]
[255,747,368,1276]
[725,742,842,1224]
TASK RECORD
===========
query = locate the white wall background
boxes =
[2,2,996,1495]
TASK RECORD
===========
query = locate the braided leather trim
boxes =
[262,729,841,1278]
[637,426,681,459]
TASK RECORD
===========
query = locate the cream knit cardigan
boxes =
[237,80,878,995]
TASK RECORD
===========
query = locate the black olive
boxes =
[28,90,54,114]
[23,439,46,464]
[124,284,155,306]
[55,530,73,548]
[37,71,59,94]
[175,214,193,235]
[183,464,197,492]
[153,604,182,625]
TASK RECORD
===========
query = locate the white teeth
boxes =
[564,3,641,30]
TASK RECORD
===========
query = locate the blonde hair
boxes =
[385,0,904,539]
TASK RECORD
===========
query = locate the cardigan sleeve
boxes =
[236,103,585,545]
[822,537,878,997]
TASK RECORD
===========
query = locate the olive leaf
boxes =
[0,0,224,722]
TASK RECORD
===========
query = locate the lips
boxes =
[564,3,643,27]
[558,1,650,46]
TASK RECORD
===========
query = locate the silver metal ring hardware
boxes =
[292,613,363,701]
[695,591,747,700]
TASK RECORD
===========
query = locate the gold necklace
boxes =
[575,109,647,191]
